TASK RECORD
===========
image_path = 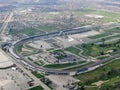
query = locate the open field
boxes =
[75,8,120,22]
[99,76,120,90]
[107,27,120,33]
[17,44,23,53]
[76,39,120,57]
[44,60,86,69]
[31,71,43,79]
[89,33,112,39]
[77,44,101,57]
[65,62,93,71]
[9,26,58,36]
[65,46,80,55]
[9,28,43,36]
[44,63,77,69]
[97,56,109,60]
[16,43,43,56]
[75,59,120,85]
[102,76,120,86]
[89,27,120,39]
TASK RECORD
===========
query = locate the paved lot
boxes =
[60,54,82,63]
[46,75,79,90]
[28,40,53,50]
[55,37,79,48]
[0,50,13,68]
[40,52,57,63]
[70,30,100,39]
[0,68,31,90]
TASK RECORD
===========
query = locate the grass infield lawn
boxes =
[31,71,43,78]
[28,86,43,90]
[65,46,80,55]
[44,61,86,69]
[17,44,23,53]
[77,41,120,57]
[77,44,101,57]
[44,63,77,69]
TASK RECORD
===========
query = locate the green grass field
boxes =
[77,39,120,57]
[31,71,43,78]
[17,44,23,53]
[89,33,112,39]
[37,26,58,32]
[9,28,42,36]
[65,46,80,55]
[77,44,101,57]
[44,61,87,69]
[65,62,93,71]
[103,76,120,85]
[46,48,55,51]
[107,27,120,33]
[28,86,43,90]
[99,76,120,90]
[53,49,64,53]
[75,59,120,85]
[34,61,42,66]
[75,8,96,15]
[9,26,58,36]
[44,63,77,69]
[97,56,109,60]
[84,86,99,90]
[28,57,33,61]
[16,43,43,56]
[75,8,120,23]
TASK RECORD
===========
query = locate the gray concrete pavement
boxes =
[0,49,51,90]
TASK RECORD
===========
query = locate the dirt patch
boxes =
[85,14,104,19]
[92,80,108,87]
[22,48,33,52]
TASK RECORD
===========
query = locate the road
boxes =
[0,12,51,90]
[0,48,51,90]
[0,12,13,35]
[10,55,51,90]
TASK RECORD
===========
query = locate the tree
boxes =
[91,43,94,46]
[80,85,85,90]
[101,38,105,47]
[100,84,115,90]
[116,27,120,29]
[115,81,120,89]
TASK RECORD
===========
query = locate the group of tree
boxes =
[100,81,120,90]
[83,68,120,85]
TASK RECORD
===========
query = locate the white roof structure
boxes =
[0,51,13,68]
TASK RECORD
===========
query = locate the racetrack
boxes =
[10,24,120,75]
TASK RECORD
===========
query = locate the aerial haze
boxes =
[0,0,120,90]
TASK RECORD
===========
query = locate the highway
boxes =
[0,12,13,35]
[2,49,51,90]
[9,24,120,75]
[0,12,51,90]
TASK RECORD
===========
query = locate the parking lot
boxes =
[0,68,32,90]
